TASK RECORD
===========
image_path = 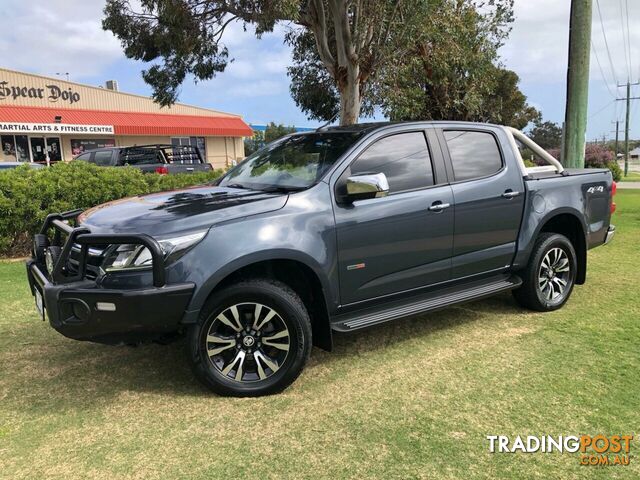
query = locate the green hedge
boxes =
[0,162,224,257]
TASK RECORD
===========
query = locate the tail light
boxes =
[610,181,617,214]
[155,166,169,175]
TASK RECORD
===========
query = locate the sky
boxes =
[0,0,638,140]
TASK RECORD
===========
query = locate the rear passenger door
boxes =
[334,129,454,305]
[439,128,525,278]
[92,150,116,166]
[119,147,163,173]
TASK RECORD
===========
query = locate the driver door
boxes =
[334,130,454,305]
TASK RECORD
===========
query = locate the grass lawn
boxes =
[620,171,640,182]
[1,192,639,480]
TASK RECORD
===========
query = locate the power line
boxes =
[624,0,633,80]
[594,0,619,84]
[618,0,631,80]
[591,40,616,97]
[589,100,615,119]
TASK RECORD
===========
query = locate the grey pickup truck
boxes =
[26,121,616,396]
[74,144,213,174]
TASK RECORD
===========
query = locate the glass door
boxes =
[46,137,62,162]
[30,137,46,163]
[29,137,62,164]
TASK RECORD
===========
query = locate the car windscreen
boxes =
[218,132,364,191]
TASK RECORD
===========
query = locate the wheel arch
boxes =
[537,211,587,284]
[188,251,334,351]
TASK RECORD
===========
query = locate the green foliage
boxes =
[528,120,563,149]
[606,161,623,182]
[376,0,536,127]
[286,29,376,122]
[264,122,297,143]
[244,130,264,156]
[0,162,223,257]
[102,0,299,106]
[547,143,622,181]
[244,122,297,155]
[286,0,531,127]
[582,144,621,181]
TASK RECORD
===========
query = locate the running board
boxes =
[331,274,522,332]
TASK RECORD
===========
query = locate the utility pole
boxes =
[612,120,619,157]
[616,81,640,177]
[563,0,593,168]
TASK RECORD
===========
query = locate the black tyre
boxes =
[33,234,49,264]
[188,279,312,397]
[513,233,577,312]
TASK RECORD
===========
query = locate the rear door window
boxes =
[443,130,503,181]
[121,148,162,165]
[93,150,114,166]
[75,152,93,162]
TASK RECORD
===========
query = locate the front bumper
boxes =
[26,211,195,344]
[604,224,616,245]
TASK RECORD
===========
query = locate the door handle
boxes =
[502,190,521,199]
[428,202,451,212]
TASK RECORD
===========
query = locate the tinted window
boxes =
[121,148,161,165]
[93,151,114,166]
[351,132,433,193]
[219,132,363,190]
[444,130,502,181]
[75,152,92,162]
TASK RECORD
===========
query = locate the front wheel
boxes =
[188,279,312,396]
[513,233,577,312]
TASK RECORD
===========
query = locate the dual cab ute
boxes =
[26,122,616,396]
[74,144,213,174]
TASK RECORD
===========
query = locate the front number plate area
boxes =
[34,288,45,320]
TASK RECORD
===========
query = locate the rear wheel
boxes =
[513,233,577,311]
[188,279,312,396]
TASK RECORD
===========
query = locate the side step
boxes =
[331,274,522,332]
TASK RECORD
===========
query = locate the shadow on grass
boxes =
[3,292,527,414]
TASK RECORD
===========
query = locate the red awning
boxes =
[0,105,253,137]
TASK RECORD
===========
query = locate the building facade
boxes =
[0,68,251,169]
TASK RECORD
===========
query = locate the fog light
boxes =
[96,302,116,312]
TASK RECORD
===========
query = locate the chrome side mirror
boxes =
[345,173,390,202]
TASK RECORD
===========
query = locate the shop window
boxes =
[15,136,29,162]
[1,135,16,162]
[47,138,62,162]
[71,138,116,157]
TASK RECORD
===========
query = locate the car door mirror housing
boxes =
[344,173,390,202]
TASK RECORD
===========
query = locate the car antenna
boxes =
[316,112,340,131]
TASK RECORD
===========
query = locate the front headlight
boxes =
[101,230,207,272]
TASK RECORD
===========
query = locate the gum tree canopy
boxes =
[103,0,427,126]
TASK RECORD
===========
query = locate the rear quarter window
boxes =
[444,130,502,181]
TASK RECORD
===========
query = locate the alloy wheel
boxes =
[205,303,290,383]
[537,247,571,301]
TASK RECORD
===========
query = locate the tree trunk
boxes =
[339,70,361,125]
